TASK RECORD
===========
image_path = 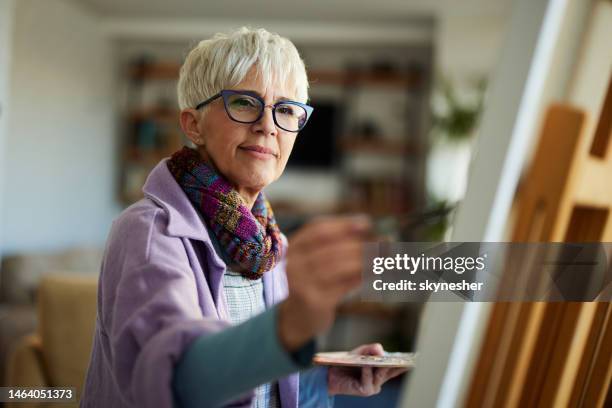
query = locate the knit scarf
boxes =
[167,146,283,279]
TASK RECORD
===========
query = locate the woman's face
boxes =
[193,67,298,202]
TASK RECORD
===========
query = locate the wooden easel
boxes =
[465,67,612,407]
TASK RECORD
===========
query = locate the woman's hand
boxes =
[327,343,408,397]
[278,215,372,351]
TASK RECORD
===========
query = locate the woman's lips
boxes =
[239,145,278,159]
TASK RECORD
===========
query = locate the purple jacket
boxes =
[80,159,298,408]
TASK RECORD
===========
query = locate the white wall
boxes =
[1,0,120,255]
[427,13,510,204]
[436,14,509,83]
[0,0,17,254]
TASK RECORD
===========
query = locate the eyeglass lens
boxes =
[225,93,307,131]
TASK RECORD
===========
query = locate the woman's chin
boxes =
[232,171,274,192]
[224,155,278,187]
[241,161,276,177]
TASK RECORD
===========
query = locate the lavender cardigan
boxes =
[80,159,298,408]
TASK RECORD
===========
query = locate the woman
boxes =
[81,27,405,408]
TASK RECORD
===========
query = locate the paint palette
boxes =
[313,351,416,368]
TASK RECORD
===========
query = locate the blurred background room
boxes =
[1,0,609,407]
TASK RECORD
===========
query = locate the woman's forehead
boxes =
[232,67,295,101]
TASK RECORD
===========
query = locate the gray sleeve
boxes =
[172,304,314,408]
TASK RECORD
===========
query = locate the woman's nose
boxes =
[254,106,278,136]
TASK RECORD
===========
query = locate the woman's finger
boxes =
[376,366,409,387]
[308,239,364,271]
[351,342,385,356]
[373,367,387,387]
[308,242,365,283]
[291,215,371,251]
[359,367,374,395]
[387,367,409,379]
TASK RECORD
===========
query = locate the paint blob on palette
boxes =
[313,351,416,368]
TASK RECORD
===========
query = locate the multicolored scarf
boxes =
[167,146,283,279]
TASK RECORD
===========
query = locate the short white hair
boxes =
[177,27,309,110]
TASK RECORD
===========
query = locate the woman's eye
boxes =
[231,97,257,108]
[277,105,295,116]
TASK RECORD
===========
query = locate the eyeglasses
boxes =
[194,90,314,133]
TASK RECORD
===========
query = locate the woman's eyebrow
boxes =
[235,89,292,102]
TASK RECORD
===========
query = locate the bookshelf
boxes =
[120,106,184,203]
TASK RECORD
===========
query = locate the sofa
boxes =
[0,248,102,407]
[4,274,98,408]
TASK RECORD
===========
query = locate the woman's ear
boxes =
[180,108,204,145]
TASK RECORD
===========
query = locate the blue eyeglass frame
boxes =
[194,89,314,133]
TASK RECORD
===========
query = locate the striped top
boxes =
[222,270,281,407]
[203,214,282,407]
